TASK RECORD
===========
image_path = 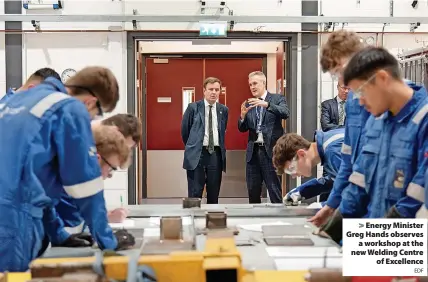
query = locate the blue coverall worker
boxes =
[321,47,428,244]
[0,72,127,271]
[283,128,345,205]
[0,88,15,103]
[415,169,428,219]
[309,30,368,227]
[0,67,62,104]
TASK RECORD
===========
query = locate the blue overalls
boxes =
[0,77,117,272]
[416,169,428,219]
[0,88,15,103]
[340,84,428,218]
[324,91,371,209]
[288,128,344,204]
[56,194,85,231]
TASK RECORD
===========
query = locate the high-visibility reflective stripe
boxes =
[64,176,104,199]
[349,172,365,188]
[412,104,428,125]
[64,221,85,234]
[416,206,428,219]
[323,133,344,151]
[341,144,352,155]
[30,92,70,118]
[406,182,424,202]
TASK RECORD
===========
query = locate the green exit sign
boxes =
[199,22,228,37]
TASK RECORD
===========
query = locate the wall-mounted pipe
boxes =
[2,14,428,24]
[4,29,428,34]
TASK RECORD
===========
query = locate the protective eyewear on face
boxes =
[66,84,103,117]
[99,154,118,172]
[283,157,298,175]
[353,73,376,99]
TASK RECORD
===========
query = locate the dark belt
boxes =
[203,146,220,150]
[254,142,265,146]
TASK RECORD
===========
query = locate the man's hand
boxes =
[308,205,334,227]
[108,208,129,223]
[283,191,301,206]
[240,101,251,120]
[54,232,94,248]
[114,229,136,251]
[248,98,268,108]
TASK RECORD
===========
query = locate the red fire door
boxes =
[146,58,204,150]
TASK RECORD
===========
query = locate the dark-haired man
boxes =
[0,68,61,103]
[322,47,428,244]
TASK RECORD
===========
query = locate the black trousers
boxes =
[246,145,282,204]
[186,147,223,204]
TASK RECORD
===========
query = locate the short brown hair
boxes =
[272,133,311,171]
[66,66,119,112]
[102,114,142,144]
[320,30,364,73]
[203,77,222,89]
[93,125,130,169]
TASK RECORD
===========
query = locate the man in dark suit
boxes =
[238,71,289,203]
[320,78,349,131]
[181,77,229,204]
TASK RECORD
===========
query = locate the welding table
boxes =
[41,204,342,271]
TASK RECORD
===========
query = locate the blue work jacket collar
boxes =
[392,85,427,123]
[314,130,326,166]
[42,77,67,93]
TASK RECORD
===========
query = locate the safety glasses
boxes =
[283,157,298,175]
[99,154,118,172]
[65,84,103,117]
[353,73,376,99]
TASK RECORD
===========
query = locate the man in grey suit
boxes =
[181,77,229,204]
[238,71,289,203]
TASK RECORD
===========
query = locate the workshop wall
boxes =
[22,32,129,207]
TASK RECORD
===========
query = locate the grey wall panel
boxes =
[300,0,319,193]
[5,0,22,89]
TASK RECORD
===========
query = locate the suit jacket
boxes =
[181,100,229,172]
[320,97,345,131]
[238,92,289,163]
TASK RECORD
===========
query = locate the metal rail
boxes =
[1,14,428,24]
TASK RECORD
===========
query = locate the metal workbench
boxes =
[42,204,342,271]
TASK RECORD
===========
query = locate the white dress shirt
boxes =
[203,99,219,146]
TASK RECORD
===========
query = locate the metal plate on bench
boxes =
[262,224,312,237]
[264,237,314,246]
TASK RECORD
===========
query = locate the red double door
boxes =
[146,57,264,150]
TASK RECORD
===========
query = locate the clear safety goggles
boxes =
[283,157,298,175]
[353,73,376,99]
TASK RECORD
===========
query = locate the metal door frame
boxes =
[126,31,299,204]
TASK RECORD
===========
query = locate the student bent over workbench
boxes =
[272,128,344,206]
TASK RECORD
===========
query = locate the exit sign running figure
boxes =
[199,22,228,37]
